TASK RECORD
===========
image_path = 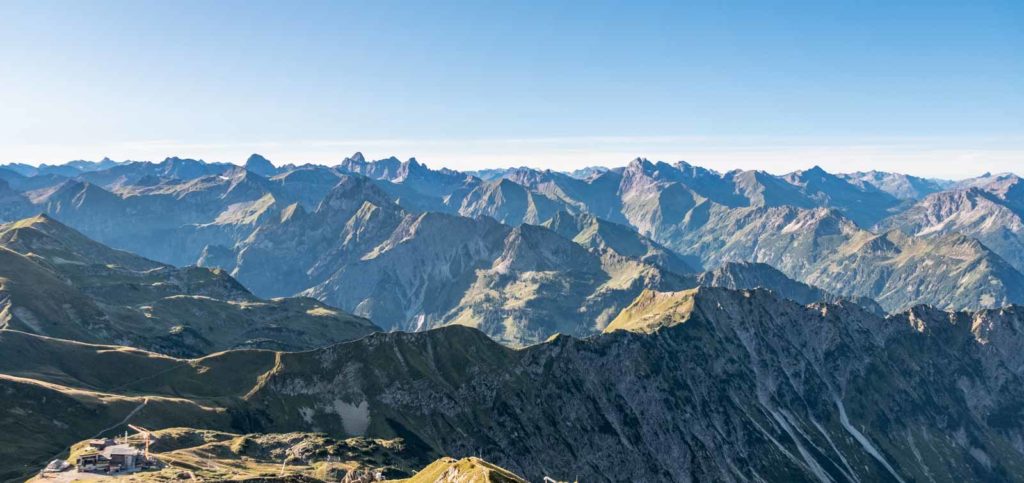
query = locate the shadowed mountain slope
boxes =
[7,287,1024,481]
[0,215,378,356]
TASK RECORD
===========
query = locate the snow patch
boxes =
[332,399,370,436]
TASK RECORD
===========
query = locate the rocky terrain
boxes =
[3,154,1023,345]
[4,287,1024,481]
[3,154,1024,481]
[879,173,1024,273]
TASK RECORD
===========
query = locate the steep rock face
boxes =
[803,231,1024,311]
[543,210,697,274]
[295,208,686,345]
[7,289,1024,482]
[695,261,885,315]
[499,167,629,224]
[879,182,1024,273]
[267,166,344,210]
[244,153,278,177]
[302,211,510,335]
[0,215,378,356]
[726,169,814,209]
[225,178,690,345]
[667,205,1024,312]
[243,289,1024,482]
[618,172,704,242]
[456,178,567,225]
[442,224,689,343]
[228,176,402,297]
[676,206,862,276]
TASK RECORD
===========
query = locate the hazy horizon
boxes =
[5,146,1020,181]
[3,0,1021,179]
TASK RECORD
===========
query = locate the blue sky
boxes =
[1,0,1021,177]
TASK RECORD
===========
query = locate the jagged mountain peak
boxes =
[801,164,829,177]
[316,174,397,215]
[899,304,976,338]
[673,159,722,178]
[501,166,566,186]
[627,156,654,168]
[458,176,565,225]
[36,178,120,206]
[243,153,276,176]
[624,157,680,178]
[159,155,204,167]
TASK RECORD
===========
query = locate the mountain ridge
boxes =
[6,286,1024,481]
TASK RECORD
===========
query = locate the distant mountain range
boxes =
[1,153,1021,341]
[3,153,1024,481]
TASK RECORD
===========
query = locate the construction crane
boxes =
[127,424,155,459]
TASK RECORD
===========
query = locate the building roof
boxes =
[102,445,142,458]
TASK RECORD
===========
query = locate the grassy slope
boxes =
[0,215,379,357]
[395,456,526,483]
[0,330,277,397]
[47,428,423,482]
[0,375,230,482]
[603,287,698,333]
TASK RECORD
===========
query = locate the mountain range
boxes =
[0,214,378,357]
[1,154,1022,337]
[2,153,1024,481]
[5,286,1024,481]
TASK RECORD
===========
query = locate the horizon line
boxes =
[1,134,1022,180]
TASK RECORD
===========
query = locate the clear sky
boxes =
[1,0,1021,178]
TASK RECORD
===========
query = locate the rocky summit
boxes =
[1,155,1023,482]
